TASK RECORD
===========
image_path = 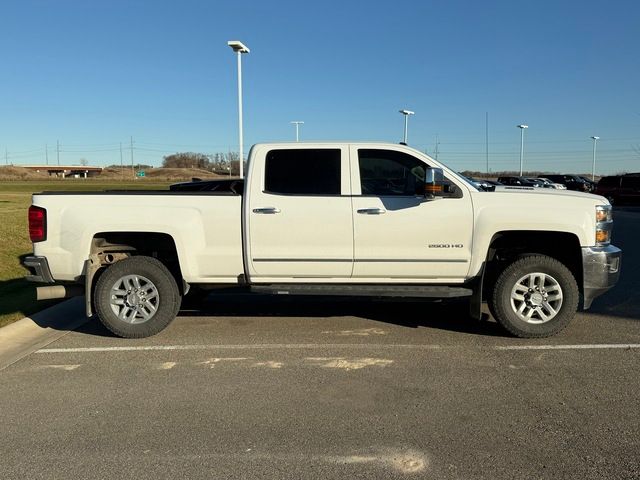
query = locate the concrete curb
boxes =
[0,297,88,371]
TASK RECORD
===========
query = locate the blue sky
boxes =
[1,0,639,174]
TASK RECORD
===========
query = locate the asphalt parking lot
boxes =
[1,208,639,479]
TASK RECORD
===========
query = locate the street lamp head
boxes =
[227,40,250,53]
[517,124,528,129]
[591,136,600,140]
[399,110,415,116]
[291,121,304,125]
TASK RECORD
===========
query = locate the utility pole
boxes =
[590,136,600,181]
[4,148,7,165]
[434,134,440,161]
[45,144,49,165]
[120,142,124,181]
[56,140,60,166]
[130,136,135,178]
[485,112,489,174]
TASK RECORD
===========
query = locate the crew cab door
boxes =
[349,146,473,281]
[246,146,353,280]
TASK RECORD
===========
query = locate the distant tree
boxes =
[79,158,88,166]
[162,152,211,170]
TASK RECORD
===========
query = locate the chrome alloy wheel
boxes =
[109,274,160,324]
[510,272,563,324]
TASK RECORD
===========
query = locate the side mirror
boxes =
[424,167,445,199]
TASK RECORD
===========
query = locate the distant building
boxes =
[21,165,103,178]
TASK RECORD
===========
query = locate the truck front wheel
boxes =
[94,256,181,338]
[489,255,579,338]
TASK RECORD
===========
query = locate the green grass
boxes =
[0,180,171,327]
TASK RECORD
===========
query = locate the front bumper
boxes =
[22,255,55,284]
[582,245,621,309]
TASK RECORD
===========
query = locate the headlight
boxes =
[595,205,613,245]
[596,205,612,223]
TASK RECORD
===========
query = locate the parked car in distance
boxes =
[545,174,591,192]
[596,173,640,205]
[484,179,503,186]
[578,176,597,192]
[497,176,540,187]
[537,177,567,190]
[524,178,555,189]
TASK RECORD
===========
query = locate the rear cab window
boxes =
[264,149,341,195]
[598,176,619,187]
[621,176,640,189]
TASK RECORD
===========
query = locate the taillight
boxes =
[28,206,47,242]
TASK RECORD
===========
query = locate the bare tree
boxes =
[162,152,211,170]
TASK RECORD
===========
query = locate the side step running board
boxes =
[250,284,473,298]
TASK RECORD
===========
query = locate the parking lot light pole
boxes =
[517,124,528,176]
[291,121,304,142]
[228,40,250,178]
[591,136,600,181]
[399,110,414,144]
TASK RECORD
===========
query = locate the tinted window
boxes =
[621,176,640,189]
[265,149,341,195]
[598,176,619,187]
[545,175,561,182]
[358,149,426,196]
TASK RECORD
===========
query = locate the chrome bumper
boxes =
[582,245,621,309]
[22,255,55,283]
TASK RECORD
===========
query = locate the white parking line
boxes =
[34,343,640,354]
[496,344,640,351]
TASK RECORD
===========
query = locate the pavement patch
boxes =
[198,357,250,368]
[35,364,81,371]
[306,357,394,370]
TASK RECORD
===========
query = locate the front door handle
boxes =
[253,207,281,214]
[357,208,386,215]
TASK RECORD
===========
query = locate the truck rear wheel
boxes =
[489,255,579,338]
[94,256,181,338]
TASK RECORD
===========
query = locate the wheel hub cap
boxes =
[109,274,159,324]
[529,292,544,306]
[510,272,563,324]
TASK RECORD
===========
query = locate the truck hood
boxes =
[492,185,607,203]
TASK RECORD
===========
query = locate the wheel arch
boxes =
[482,230,583,302]
[85,231,186,317]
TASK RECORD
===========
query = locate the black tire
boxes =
[94,256,181,338]
[488,255,579,338]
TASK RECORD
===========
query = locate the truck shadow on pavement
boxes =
[187,296,508,337]
[75,296,507,338]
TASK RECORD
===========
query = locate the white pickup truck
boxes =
[23,142,621,338]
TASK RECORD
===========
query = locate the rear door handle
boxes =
[357,208,386,215]
[253,207,281,214]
